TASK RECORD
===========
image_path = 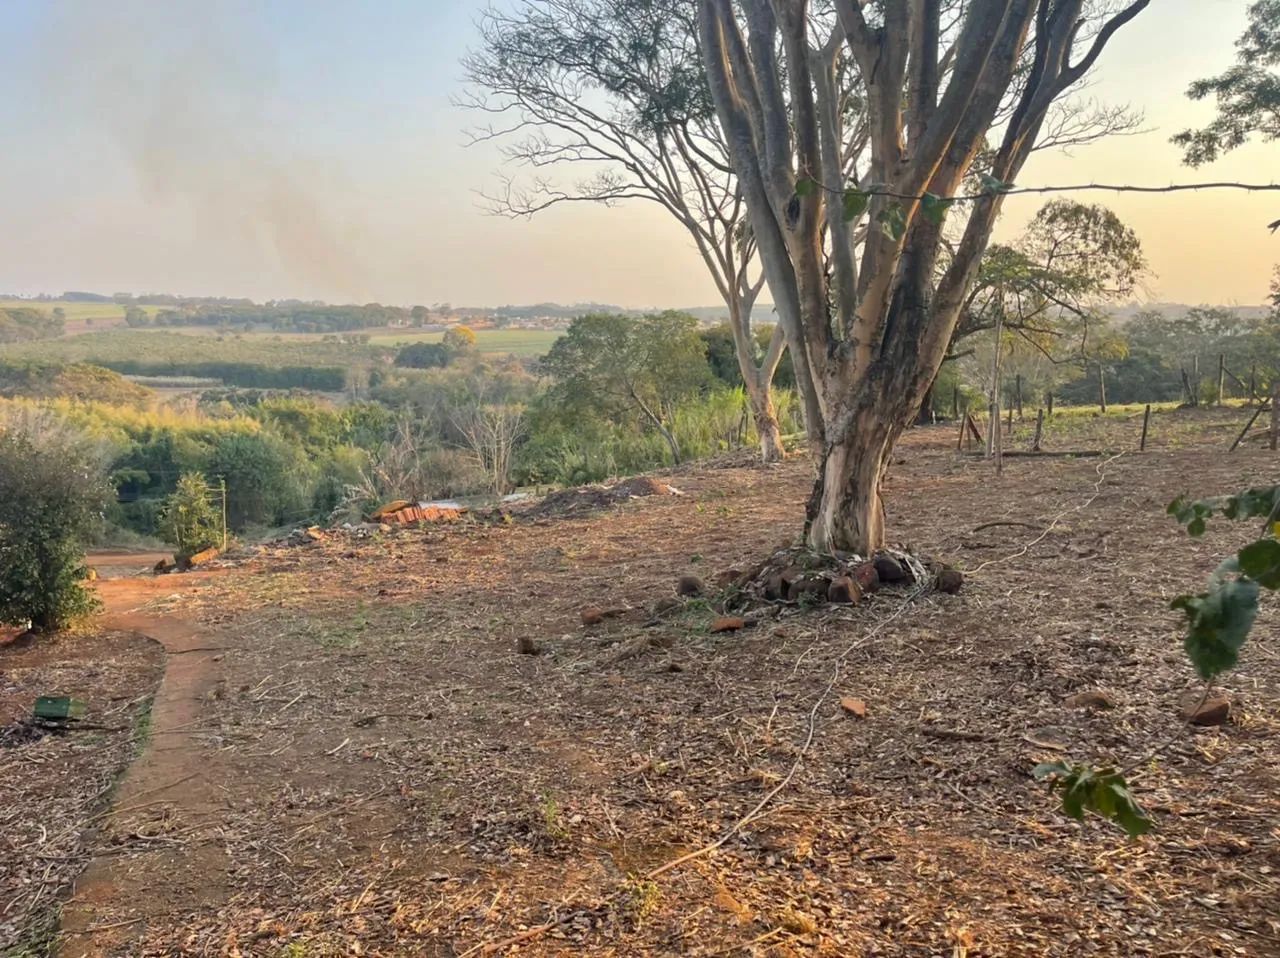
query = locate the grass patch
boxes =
[367,328,562,356]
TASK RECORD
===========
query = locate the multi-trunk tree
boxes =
[463,0,791,462]
[698,0,1151,553]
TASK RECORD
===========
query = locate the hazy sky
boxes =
[0,0,1273,308]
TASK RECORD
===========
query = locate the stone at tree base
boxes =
[787,577,828,603]
[676,575,705,597]
[935,567,964,594]
[827,577,863,604]
[710,616,747,633]
[1064,689,1117,710]
[848,562,880,593]
[872,554,907,584]
[1181,693,1233,726]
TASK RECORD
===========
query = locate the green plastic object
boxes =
[34,697,87,721]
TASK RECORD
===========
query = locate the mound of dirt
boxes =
[524,475,682,518]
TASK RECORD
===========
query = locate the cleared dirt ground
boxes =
[9,406,1280,956]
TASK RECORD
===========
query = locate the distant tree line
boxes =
[95,359,348,392]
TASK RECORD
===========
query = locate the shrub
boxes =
[159,473,223,559]
[0,414,110,630]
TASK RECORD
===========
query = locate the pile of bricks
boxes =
[367,500,465,526]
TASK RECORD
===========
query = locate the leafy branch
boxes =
[1036,484,1280,839]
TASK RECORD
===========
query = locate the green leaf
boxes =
[920,192,953,226]
[1173,577,1259,679]
[1238,538,1280,589]
[878,203,907,241]
[978,173,1014,195]
[842,189,869,221]
[794,177,817,198]
[1034,763,1152,838]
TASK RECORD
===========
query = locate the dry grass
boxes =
[14,405,1280,956]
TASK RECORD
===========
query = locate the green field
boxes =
[0,300,168,326]
[368,327,562,356]
[0,329,387,368]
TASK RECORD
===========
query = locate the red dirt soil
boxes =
[27,411,1280,956]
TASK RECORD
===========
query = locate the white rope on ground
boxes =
[645,563,935,881]
[966,451,1125,577]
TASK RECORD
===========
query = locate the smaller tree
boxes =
[159,473,222,560]
[454,402,527,495]
[0,416,110,630]
[395,341,451,369]
[443,325,478,355]
[123,305,150,328]
[543,312,711,464]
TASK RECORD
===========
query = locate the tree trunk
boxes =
[806,415,894,555]
[916,383,935,425]
[747,381,786,463]
[727,298,787,464]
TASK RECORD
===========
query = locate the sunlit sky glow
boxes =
[0,0,1273,309]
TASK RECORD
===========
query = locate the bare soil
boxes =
[0,624,164,954]
[16,407,1280,956]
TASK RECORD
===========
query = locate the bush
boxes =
[159,473,223,559]
[0,415,110,630]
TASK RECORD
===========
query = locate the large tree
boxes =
[463,0,792,462]
[698,0,1150,553]
[1174,0,1280,165]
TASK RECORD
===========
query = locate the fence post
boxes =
[1046,392,1054,418]
[1032,408,1044,452]
[220,478,228,550]
[1015,374,1023,419]
[1140,404,1151,451]
[1218,354,1226,405]
[1271,385,1279,451]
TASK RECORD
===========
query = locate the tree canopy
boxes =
[1174,0,1280,165]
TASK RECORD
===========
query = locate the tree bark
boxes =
[806,411,895,555]
[745,375,786,462]
[728,298,787,463]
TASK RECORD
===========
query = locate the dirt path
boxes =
[57,572,232,958]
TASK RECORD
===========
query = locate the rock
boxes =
[1182,693,1233,726]
[517,636,540,655]
[582,606,628,626]
[303,526,326,542]
[676,574,705,597]
[935,567,964,594]
[1064,689,1117,710]
[153,558,174,576]
[710,616,747,633]
[786,577,828,603]
[840,696,868,718]
[848,562,880,593]
[827,576,863,604]
[873,554,907,584]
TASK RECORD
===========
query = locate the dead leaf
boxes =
[840,696,868,718]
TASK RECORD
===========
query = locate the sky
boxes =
[0,0,1273,310]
